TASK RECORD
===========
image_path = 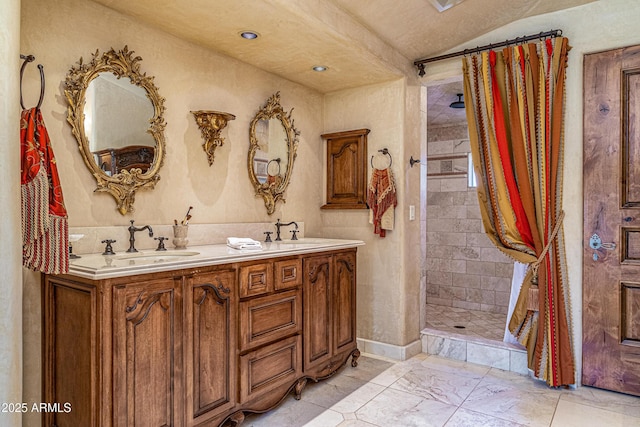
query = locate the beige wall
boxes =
[423,0,640,384]
[1,0,23,425]
[323,78,423,352]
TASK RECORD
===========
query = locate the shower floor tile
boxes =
[425,303,505,341]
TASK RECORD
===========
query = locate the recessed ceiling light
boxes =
[240,31,259,40]
[312,65,328,72]
[428,0,466,12]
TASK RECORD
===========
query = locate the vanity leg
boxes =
[294,377,308,400]
[351,348,361,367]
[228,411,245,426]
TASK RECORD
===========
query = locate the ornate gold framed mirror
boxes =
[248,92,299,215]
[64,46,166,215]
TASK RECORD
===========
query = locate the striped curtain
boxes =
[462,36,574,387]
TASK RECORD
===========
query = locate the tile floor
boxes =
[243,353,640,427]
[425,304,506,341]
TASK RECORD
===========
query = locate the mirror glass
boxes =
[248,92,299,214]
[84,73,156,176]
[253,118,288,184]
[65,46,166,215]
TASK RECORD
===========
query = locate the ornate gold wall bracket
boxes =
[191,110,236,166]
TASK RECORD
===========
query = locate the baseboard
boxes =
[356,337,423,361]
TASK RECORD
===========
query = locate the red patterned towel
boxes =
[21,108,69,274]
[367,168,397,238]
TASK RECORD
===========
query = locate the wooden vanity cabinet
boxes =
[43,266,236,427]
[43,249,358,427]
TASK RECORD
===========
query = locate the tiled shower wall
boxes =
[426,124,513,314]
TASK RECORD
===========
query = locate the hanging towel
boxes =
[367,167,397,238]
[21,108,69,274]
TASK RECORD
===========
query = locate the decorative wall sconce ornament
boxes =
[191,110,236,166]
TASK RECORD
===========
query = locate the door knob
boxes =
[589,233,616,261]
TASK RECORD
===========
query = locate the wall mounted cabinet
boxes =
[43,248,359,427]
[321,129,370,210]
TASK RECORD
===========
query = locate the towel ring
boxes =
[20,54,45,110]
[267,158,281,176]
[371,148,392,170]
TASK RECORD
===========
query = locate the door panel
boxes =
[583,45,640,396]
[113,278,181,426]
[333,250,357,354]
[303,254,332,369]
[185,270,236,424]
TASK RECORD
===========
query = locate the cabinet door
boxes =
[184,269,237,425]
[303,254,333,369]
[333,250,357,355]
[321,128,369,209]
[112,277,182,427]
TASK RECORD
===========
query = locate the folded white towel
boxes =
[226,237,262,250]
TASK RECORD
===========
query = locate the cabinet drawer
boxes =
[239,335,302,404]
[274,258,302,290]
[239,289,302,351]
[239,262,273,298]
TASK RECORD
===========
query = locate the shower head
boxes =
[449,93,465,109]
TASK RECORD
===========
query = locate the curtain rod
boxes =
[413,29,563,77]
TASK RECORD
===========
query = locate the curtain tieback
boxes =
[526,210,566,311]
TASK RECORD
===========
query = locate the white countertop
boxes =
[68,238,365,280]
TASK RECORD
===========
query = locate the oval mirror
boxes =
[248,92,299,215]
[65,46,166,215]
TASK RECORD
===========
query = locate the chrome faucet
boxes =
[127,220,154,252]
[275,219,298,241]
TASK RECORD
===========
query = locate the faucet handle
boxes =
[290,230,298,240]
[154,237,168,251]
[264,231,273,243]
[101,239,116,255]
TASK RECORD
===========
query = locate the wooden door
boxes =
[184,269,236,425]
[583,45,640,396]
[303,254,333,369]
[333,250,357,355]
[321,129,369,209]
[112,277,182,426]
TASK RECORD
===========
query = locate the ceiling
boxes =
[91,0,594,94]
[427,81,467,127]
[89,0,595,128]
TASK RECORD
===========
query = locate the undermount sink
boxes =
[114,251,200,260]
[275,238,328,245]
